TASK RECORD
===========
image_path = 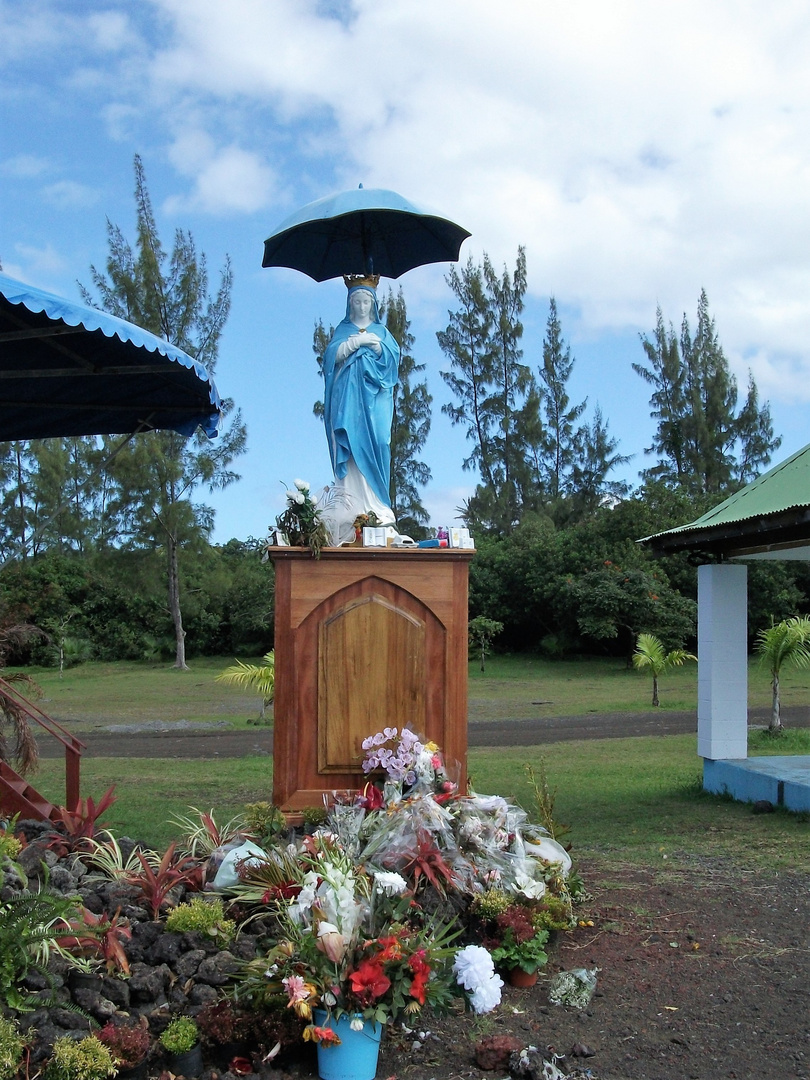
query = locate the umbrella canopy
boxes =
[262,186,471,282]
[0,272,222,441]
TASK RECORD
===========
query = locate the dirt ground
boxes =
[34,716,810,1079]
[370,857,810,1080]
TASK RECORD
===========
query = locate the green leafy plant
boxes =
[215,652,275,720]
[468,615,503,672]
[96,1020,150,1069]
[159,1017,199,1055]
[300,805,327,828]
[169,807,246,859]
[44,1036,116,1080]
[632,632,696,707]
[0,887,82,1011]
[242,800,286,844]
[79,832,152,881]
[165,897,235,943]
[124,842,201,919]
[755,615,810,732]
[0,1016,27,1080]
[488,905,550,975]
[0,815,26,887]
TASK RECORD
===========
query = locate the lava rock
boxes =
[475,1034,524,1070]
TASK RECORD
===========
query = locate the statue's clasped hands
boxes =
[347,332,382,355]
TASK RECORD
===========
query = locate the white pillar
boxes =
[697,563,748,760]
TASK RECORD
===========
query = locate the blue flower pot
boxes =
[313,1009,383,1080]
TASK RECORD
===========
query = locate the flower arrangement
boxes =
[225,730,582,1049]
[361,726,457,802]
[231,832,469,1042]
[274,479,329,558]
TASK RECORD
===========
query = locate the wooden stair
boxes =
[0,678,85,822]
[0,759,59,821]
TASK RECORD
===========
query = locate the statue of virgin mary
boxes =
[322,275,400,525]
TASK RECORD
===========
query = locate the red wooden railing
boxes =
[0,675,84,818]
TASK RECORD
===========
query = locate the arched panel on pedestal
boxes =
[305,576,445,775]
[269,549,471,815]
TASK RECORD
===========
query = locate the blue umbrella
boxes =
[262,186,470,281]
[0,272,222,441]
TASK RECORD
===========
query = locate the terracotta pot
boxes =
[507,966,538,988]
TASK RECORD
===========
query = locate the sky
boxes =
[2,0,810,543]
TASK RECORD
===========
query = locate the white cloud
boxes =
[7,0,810,405]
[4,243,69,283]
[165,130,277,214]
[42,180,100,209]
[0,154,50,179]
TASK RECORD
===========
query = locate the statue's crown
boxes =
[343,273,380,290]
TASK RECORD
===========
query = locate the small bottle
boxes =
[437,525,449,548]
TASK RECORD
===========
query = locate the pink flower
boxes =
[282,975,310,1005]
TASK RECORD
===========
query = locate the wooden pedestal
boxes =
[269,547,473,813]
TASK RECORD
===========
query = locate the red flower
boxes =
[408,949,431,1005]
[357,783,384,811]
[349,959,391,1004]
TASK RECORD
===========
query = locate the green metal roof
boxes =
[642,442,810,554]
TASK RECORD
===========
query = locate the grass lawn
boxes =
[12,655,810,870]
[14,651,810,732]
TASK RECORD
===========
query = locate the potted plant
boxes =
[43,1036,116,1080]
[488,903,550,987]
[160,1016,202,1078]
[97,1020,150,1080]
[230,833,464,1080]
[57,905,133,988]
[0,1016,27,1080]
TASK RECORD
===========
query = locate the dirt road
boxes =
[35,705,810,758]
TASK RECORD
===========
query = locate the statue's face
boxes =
[349,290,373,323]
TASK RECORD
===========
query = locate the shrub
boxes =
[0,1017,26,1080]
[159,1017,199,1055]
[165,897,235,943]
[44,1036,116,1080]
[96,1021,150,1069]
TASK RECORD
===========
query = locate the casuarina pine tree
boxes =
[80,155,247,669]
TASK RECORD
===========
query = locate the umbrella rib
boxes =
[0,325,87,343]
[1,307,96,370]
[0,365,189,379]
[2,401,211,414]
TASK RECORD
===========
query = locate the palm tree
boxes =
[755,616,810,733]
[215,652,275,721]
[632,633,696,707]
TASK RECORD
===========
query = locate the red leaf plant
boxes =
[125,842,201,920]
[52,785,117,849]
[57,905,132,976]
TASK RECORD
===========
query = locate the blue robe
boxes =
[323,288,400,513]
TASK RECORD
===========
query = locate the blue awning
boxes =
[0,272,222,440]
